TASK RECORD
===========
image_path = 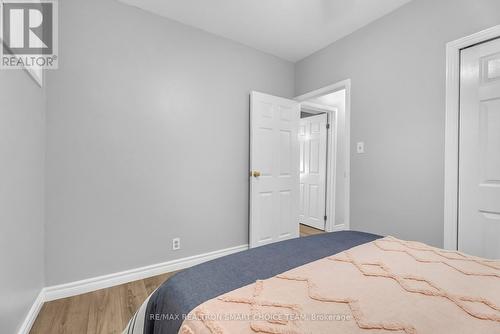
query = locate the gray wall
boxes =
[295,0,500,247]
[45,0,294,285]
[0,71,45,333]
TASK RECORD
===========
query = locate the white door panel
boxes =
[299,114,328,230]
[459,38,500,259]
[250,91,300,248]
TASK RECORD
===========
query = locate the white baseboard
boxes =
[17,243,248,332]
[17,290,45,334]
[44,243,248,301]
[330,224,347,232]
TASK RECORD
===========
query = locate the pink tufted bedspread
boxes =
[179,236,500,334]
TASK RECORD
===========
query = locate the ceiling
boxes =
[119,0,411,62]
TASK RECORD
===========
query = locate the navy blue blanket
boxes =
[144,230,381,334]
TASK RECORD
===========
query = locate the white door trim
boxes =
[444,25,500,250]
[295,79,351,232]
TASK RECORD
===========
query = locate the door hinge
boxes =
[324,215,327,221]
[326,123,330,129]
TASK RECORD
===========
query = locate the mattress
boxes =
[180,236,500,334]
[124,231,381,334]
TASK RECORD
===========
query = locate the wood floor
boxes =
[299,223,324,237]
[30,272,175,334]
[30,225,323,334]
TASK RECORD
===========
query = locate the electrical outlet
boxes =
[172,238,181,250]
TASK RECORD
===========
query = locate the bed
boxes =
[124,231,380,334]
[124,231,500,334]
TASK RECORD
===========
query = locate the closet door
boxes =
[458,38,500,259]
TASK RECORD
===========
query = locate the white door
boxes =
[250,91,300,248]
[458,38,500,259]
[299,114,328,230]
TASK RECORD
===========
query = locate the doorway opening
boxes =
[296,80,350,235]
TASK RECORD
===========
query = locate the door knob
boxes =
[252,171,261,177]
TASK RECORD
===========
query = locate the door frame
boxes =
[295,79,351,232]
[443,25,500,250]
